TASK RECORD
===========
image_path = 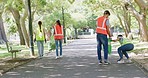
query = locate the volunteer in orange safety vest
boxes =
[96,10,112,65]
[54,20,63,59]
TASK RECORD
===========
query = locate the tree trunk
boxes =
[124,1,148,41]
[123,6,131,37]
[9,7,25,45]
[20,13,30,47]
[137,15,148,41]
[74,28,78,39]
[0,12,8,42]
[20,0,30,47]
[117,14,128,37]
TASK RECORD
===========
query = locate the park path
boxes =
[1,39,147,78]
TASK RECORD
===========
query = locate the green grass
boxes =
[0,53,11,57]
[0,43,52,59]
[130,48,148,54]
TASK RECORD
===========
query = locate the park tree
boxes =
[0,0,8,43]
[5,0,30,46]
[95,0,132,37]
[2,0,25,45]
[83,0,148,41]
[107,0,132,37]
[124,0,148,41]
[4,0,48,47]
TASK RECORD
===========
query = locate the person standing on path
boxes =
[96,10,112,64]
[34,21,46,58]
[53,20,64,59]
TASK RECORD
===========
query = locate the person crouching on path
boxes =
[53,20,63,59]
[35,21,46,58]
[96,10,112,65]
[112,35,134,63]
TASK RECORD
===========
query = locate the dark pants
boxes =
[118,43,134,61]
[96,33,108,61]
[55,40,62,56]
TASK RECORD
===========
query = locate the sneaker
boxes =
[126,59,132,63]
[117,60,124,64]
[59,55,63,58]
[56,56,59,59]
[104,61,110,65]
[98,61,103,65]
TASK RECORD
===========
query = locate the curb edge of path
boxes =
[0,58,35,76]
[132,59,148,76]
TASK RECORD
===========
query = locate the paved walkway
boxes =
[1,39,148,78]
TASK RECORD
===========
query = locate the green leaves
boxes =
[68,0,75,4]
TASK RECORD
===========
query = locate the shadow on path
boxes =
[1,39,147,78]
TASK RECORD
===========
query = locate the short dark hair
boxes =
[104,10,110,15]
[117,35,123,38]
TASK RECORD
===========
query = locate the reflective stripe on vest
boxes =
[96,16,107,35]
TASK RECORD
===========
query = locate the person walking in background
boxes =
[35,21,46,58]
[112,35,134,63]
[96,10,112,64]
[53,20,63,59]
[46,27,51,51]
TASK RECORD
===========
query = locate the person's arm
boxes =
[43,28,46,43]
[33,32,36,42]
[106,19,112,37]
[112,39,118,42]
[106,26,112,37]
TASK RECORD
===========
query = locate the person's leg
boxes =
[41,41,44,57]
[97,34,102,62]
[37,41,41,57]
[121,44,134,59]
[100,34,108,62]
[122,51,129,59]
[59,40,62,56]
[55,40,59,56]
[37,41,42,57]
[117,46,124,61]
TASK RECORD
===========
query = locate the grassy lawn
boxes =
[0,41,71,59]
[0,43,51,59]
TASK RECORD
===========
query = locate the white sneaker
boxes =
[56,56,59,59]
[60,55,63,58]
[126,59,132,63]
[117,60,124,64]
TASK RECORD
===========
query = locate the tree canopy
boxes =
[0,0,148,43]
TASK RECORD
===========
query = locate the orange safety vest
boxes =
[54,25,63,40]
[96,16,108,35]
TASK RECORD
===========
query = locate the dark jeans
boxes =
[118,43,134,61]
[55,39,62,56]
[96,33,108,61]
